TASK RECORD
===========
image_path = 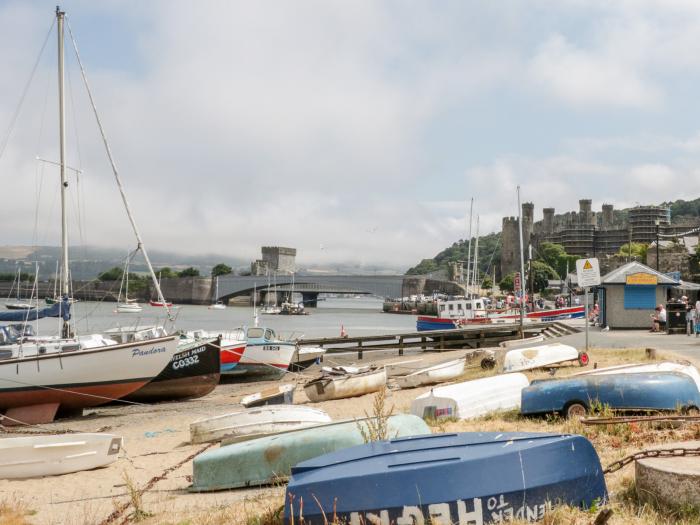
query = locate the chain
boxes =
[604,446,700,474]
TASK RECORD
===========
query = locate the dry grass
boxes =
[357,386,395,443]
[0,497,33,525]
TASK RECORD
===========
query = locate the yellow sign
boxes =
[625,272,658,285]
[583,260,593,270]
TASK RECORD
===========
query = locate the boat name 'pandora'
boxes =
[131,347,167,358]
[347,496,551,525]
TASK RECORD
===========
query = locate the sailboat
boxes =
[5,267,33,310]
[260,270,281,314]
[149,272,173,307]
[208,276,226,310]
[116,258,143,313]
[0,7,178,424]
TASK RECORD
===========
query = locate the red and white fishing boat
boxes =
[149,299,173,307]
[416,297,584,331]
[184,329,247,374]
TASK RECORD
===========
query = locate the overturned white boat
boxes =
[240,384,295,408]
[190,405,332,444]
[304,367,387,402]
[576,361,700,391]
[411,373,530,420]
[0,433,122,479]
[395,358,465,389]
[502,343,586,373]
[384,359,426,377]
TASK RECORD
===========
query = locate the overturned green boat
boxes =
[190,414,430,492]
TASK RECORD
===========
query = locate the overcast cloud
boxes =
[1,1,700,270]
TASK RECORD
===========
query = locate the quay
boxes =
[299,321,579,358]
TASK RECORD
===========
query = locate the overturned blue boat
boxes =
[521,372,700,419]
[285,432,607,525]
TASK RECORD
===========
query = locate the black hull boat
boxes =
[124,337,221,403]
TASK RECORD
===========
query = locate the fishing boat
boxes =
[502,343,588,372]
[190,414,430,491]
[304,367,387,402]
[394,357,465,389]
[575,361,700,391]
[0,7,179,424]
[240,384,295,408]
[411,373,530,420]
[224,326,296,378]
[416,296,584,331]
[521,372,700,419]
[0,433,123,479]
[208,276,226,310]
[284,432,608,524]
[289,345,326,371]
[190,405,331,444]
[183,329,247,374]
[122,336,221,402]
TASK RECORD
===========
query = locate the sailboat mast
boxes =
[465,198,473,293]
[57,7,69,299]
[472,215,480,292]
[517,186,526,335]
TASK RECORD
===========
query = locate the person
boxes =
[687,303,696,336]
[589,302,600,324]
[574,296,580,306]
[654,304,667,333]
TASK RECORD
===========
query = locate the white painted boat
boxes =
[499,334,545,348]
[0,433,123,478]
[116,302,143,313]
[395,358,465,389]
[502,343,583,373]
[290,346,326,370]
[190,405,331,444]
[241,384,295,408]
[305,368,387,402]
[321,365,372,375]
[575,361,700,391]
[384,359,426,377]
[411,373,530,420]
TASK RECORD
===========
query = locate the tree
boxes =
[481,276,493,290]
[617,242,648,260]
[405,259,439,275]
[536,242,575,279]
[98,267,123,281]
[211,263,233,277]
[177,267,200,277]
[530,260,558,293]
[499,273,515,292]
[155,267,177,279]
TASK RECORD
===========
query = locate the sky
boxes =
[1,1,700,271]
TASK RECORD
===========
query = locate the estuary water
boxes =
[25,297,417,340]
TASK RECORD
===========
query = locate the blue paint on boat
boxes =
[521,372,700,416]
[416,317,457,331]
[285,432,607,524]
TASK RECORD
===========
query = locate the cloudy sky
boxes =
[1,1,700,270]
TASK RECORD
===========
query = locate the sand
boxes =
[0,345,695,524]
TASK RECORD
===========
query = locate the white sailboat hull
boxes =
[0,336,178,410]
[0,433,122,479]
[395,358,466,389]
[502,343,580,372]
[411,373,530,420]
[190,405,332,444]
[116,303,143,313]
[304,369,387,402]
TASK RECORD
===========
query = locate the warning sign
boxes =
[576,258,601,288]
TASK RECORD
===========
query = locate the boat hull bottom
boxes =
[124,373,220,403]
[2,403,61,426]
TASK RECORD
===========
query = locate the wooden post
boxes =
[421,336,426,351]
[358,340,363,360]
[439,336,444,350]
[399,336,404,356]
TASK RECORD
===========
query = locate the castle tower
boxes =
[500,216,520,278]
[602,204,614,230]
[579,199,594,226]
[543,207,555,234]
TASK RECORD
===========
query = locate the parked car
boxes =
[521,372,700,419]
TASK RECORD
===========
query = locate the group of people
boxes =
[650,296,700,335]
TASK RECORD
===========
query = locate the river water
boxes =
[25,297,418,340]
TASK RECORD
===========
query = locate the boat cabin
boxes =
[436,297,488,320]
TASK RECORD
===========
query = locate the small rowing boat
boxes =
[394,358,465,389]
[502,343,587,372]
[384,359,425,377]
[190,414,430,491]
[190,405,331,444]
[285,432,607,524]
[304,367,386,402]
[240,384,295,408]
[0,433,122,479]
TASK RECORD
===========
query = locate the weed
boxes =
[122,470,153,522]
[357,387,395,443]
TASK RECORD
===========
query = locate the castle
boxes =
[500,200,699,278]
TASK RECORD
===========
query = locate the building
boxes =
[597,261,678,329]
[251,246,297,276]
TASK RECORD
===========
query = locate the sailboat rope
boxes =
[65,17,173,324]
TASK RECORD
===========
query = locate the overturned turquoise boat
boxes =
[190,414,430,491]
